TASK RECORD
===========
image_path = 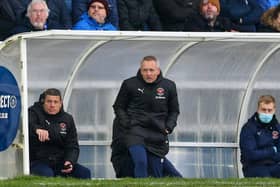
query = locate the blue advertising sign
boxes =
[0,66,21,151]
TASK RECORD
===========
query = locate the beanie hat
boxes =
[88,0,109,16]
[200,0,220,13]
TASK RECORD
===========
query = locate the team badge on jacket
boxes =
[59,122,67,134]
[272,131,279,139]
[155,88,166,99]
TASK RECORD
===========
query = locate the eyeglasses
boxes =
[90,5,105,10]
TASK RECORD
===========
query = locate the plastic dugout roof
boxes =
[4,30,280,115]
[2,30,280,176]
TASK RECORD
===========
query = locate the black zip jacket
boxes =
[28,100,79,165]
[112,70,179,157]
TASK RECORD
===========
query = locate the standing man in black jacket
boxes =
[28,88,91,179]
[112,56,180,178]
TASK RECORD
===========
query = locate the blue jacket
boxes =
[240,113,280,167]
[73,12,117,30]
[220,0,263,32]
[72,0,119,29]
[256,0,280,11]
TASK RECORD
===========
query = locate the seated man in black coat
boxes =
[184,0,240,32]
[29,88,91,178]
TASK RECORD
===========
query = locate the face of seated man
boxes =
[88,2,107,24]
[28,2,49,30]
[201,2,219,22]
[43,95,62,115]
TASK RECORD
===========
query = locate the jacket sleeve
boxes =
[117,0,134,30]
[238,0,263,25]
[58,0,72,29]
[107,0,119,29]
[63,115,79,164]
[113,81,130,128]
[165,81,179,133]
[240,124,275,162]
[71,0,88,24]
[28,108,44,141]
[47,0,72,29]
[147,3,162,31]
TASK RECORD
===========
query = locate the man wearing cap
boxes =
[73,0,117,30]
[184,0,238,31]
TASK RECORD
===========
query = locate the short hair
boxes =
[26,0,49,18]
[140,55,160,67]
[258,95,276,108]
[40,88,62,103]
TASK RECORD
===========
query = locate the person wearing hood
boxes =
[111,56,180,178]
[258,4,280,32]
[28,88,91,178]
[73,0,116,30]
[240,95,280,177]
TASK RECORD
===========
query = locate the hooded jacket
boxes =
[28,99,79,165]
[240,112,280,169]
[73,12,117,30]
[112,70,179,157]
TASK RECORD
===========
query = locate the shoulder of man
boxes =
[161,77,177,86]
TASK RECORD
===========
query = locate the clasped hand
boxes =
[36,129,50,142]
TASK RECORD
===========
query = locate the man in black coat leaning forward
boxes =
[111,55,180,178]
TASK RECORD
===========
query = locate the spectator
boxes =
[220,0,263,32]
[73,0,116,30]
[256,0,280,11]
[112,56,180,178]
[8,0,50,36]
[117,0,161,31]
[184,0,239,32]
[240,95,280,177]
[258,4,280,32]
[2,0,71,40]
[72,0,119,29]
[153,0,199,31]
[29,88,91,178]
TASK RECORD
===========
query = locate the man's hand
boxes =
[165,129,170,135]
[36,129,50,142]
[61,161,73,173]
